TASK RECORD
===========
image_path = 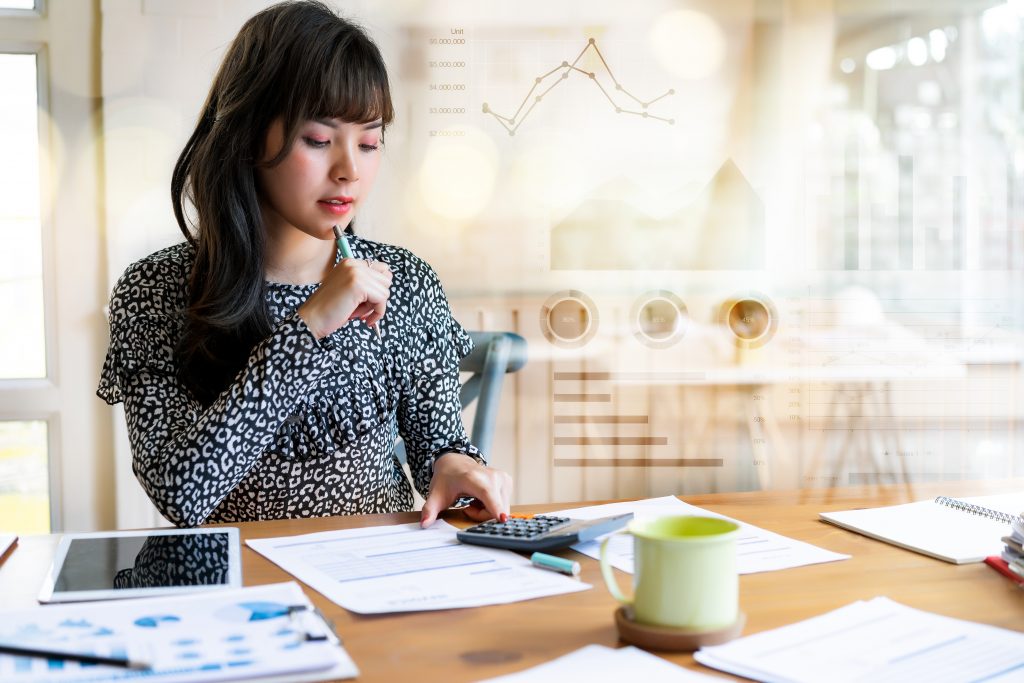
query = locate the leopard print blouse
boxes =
[97,234,483,527]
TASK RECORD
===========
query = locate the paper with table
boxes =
[694,596,1024,683]
[246,520,589,614]
[478,644,726,682]
[0,581,356,682]
[820,492,1024,564]
[551,496,849,574]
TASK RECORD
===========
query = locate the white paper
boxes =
[820,493,1024,564]
[694,596,1024,683]
[552,496,849,574]
[0,582,357,683]
[246,520,590,614]
[477,644,725,682]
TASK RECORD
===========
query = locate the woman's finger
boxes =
[464,472,508,523]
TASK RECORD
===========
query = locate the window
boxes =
[0,1,102,534]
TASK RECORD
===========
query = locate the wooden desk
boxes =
[2,480,1023,681]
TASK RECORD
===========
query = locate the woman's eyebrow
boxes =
[310,118,383,130]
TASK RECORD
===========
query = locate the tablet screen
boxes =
[40,528,242,602]
[54,532,232,591]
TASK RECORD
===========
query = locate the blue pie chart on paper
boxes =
[215,602,290,622]
[134,615,181,628]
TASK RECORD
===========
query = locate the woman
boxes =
[97,0,511,528]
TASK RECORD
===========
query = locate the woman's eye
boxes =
[303,136,329,149]
[360,143,380,152]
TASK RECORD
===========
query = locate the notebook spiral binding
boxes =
[934,496,1024,527]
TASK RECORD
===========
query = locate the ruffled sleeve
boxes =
[97,312,179,405]
[96,247,341,527]
[394,255,484,498]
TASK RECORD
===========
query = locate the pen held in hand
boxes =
[333,225,381,339]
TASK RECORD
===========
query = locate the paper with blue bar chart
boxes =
[0,582,356,682]
[246,521,590,613]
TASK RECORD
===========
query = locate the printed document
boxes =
[246,521,590,614]
[552,496,849,574]
[0,581,356,683]
[695,596,1024,683]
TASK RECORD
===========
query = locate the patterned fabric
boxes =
[98,234,483,527]
[113,533,229,588]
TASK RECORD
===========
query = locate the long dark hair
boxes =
[171,0,394,405]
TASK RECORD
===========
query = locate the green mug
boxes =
[600,515,740,630]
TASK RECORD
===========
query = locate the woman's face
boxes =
[256,116,383,240]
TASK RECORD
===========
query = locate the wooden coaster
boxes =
[614,607,746,652]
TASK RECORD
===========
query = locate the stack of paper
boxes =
[1001,516,1024,577]
[695,597,1024,683]
[551,496,850,574]
[478,644,724,682]
[246,520,589,614]
[0,582,357,682]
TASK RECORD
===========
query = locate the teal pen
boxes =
[333,225,381,338]
[530,552,581,577]
[333,224,354,258]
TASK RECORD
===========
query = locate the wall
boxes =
[96,0,1024,528]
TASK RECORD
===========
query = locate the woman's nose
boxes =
[332,145,359,182]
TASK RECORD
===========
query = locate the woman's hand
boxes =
[420,453,513,528]
[298,258,392,339]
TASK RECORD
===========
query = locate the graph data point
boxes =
[669,119,675,125]
[642,103,648,109]
[482,103,490,113]
[589,72,596,79]
[561,61,569,67]
[615,107,622,113]
[536,96,542,102]
[615,84,622,90]
[535,77,542,84]
[509,130,515,137]
[642,112,648,118]
[588,38,595,44]
[669,89,676,95]
[562,72,568,79]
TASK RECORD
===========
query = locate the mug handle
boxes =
[599,532,632,606]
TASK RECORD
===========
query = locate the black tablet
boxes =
[37,527,242,603]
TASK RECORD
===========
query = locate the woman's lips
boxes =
[318,199,353,215]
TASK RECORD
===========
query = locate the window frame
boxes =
[0,35,61,531]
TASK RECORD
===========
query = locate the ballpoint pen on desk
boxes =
[333,224,381,339]
[0,641,151,670]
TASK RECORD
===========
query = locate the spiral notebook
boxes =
[819,493,1024,564]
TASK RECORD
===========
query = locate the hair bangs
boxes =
[312,31,394,126]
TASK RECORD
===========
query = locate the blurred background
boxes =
[1,0,1022,533]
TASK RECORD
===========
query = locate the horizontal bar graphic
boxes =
[554,372,706,381]
[552,394,611,402]
[554,458,724,467]
[553,415,649,424]
[553,437,668,446]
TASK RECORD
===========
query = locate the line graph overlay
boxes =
[482,38,674,135]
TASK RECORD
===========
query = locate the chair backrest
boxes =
[459,332,528,456]
[394,331,527,465]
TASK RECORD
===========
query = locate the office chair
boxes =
[395,331,528,464]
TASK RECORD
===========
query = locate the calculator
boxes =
[456,513,633,552]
